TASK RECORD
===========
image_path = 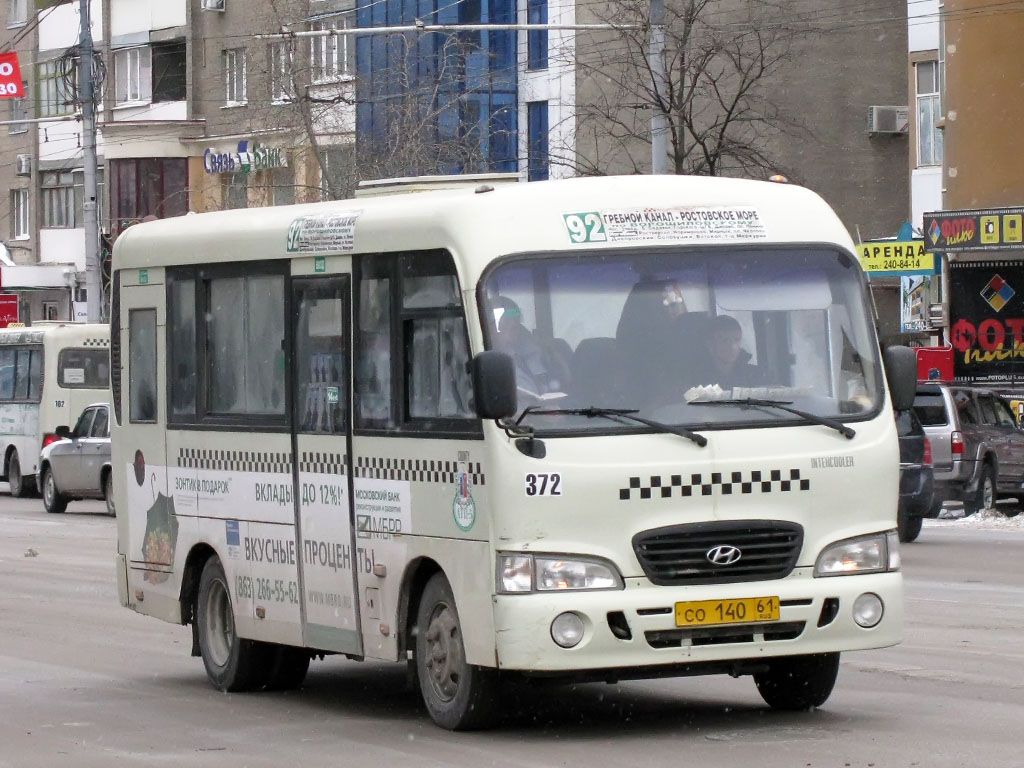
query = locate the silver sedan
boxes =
[39,403,113,515]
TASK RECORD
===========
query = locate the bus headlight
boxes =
[814,532,900,577]
[497,554,623,593]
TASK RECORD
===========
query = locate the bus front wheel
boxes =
[754,652,841,711]
[414,573,498,730]
[196,556,270,692]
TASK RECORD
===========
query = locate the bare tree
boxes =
[569,0,806,178]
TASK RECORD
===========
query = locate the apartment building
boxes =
[0,0,356,321]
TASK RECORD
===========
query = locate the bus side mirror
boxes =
[883,345,917,412]
[56,425,71,439]
[471,351,518,420]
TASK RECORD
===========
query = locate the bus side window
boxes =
[129,309,158,423]
[0,347,15,400]
[355,265,394,428]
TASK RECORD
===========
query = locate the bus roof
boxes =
[0,323,109,347]
[113,175,855,287]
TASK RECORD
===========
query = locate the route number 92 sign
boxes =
[0,53,25,99]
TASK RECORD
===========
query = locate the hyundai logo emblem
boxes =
[706,545,742,566]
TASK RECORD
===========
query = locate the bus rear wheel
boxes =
[7,451,35,498]
[414,573,498,730]
[196,556,270,692]
[754,652,841,711]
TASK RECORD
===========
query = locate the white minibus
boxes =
[0,323,111,497]
[112,176,916,729]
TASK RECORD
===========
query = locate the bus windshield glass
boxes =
[481,247,881,433]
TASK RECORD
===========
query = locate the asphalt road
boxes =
[1,493,1022,768]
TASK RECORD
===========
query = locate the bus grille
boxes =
[632,520,803,586]
[645,621,805,649]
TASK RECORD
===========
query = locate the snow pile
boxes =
[925,506,1024,531]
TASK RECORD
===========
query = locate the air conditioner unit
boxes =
[200,0,226,11]
[15,155,31,177]
[867,105,910,135]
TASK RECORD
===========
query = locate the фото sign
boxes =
[203,140,288,175]
[856,240,937,276]
[0,53,25,99]
[924,207,1024,253]
[948,261,1024,384]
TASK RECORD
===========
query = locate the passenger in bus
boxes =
[703,314,766,389]
[493,299,567,397]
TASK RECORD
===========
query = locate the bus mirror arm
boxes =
[471,351,518,420]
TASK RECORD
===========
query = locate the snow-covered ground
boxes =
[925,504,1024,530]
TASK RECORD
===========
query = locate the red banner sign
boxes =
[0,53,25,99]
[0,295,19,328]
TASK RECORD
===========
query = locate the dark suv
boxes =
[913,384,1024,517]
[896,406,934,543]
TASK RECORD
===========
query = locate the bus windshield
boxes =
[480,247,881,433]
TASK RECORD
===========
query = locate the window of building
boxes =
[10,189,28,239]
[527,0,547,70]
[527,100,549,181]
[152,41,186,102]
[223,48,246,105]
[167,264,287,425]
[9,0,28,26]
[110,158,187,234]
[37,59,74,117]
[319,145,353,200]
[114,46,153,104]
[269,42,293,103]
[41,171,74,228]
[916,60,942,168]
[8,89,28,134]
[42,301,60,321]
[310,16,351,82]
[355,251,477,434]
[58,348,110,388]
[129,309,158,422]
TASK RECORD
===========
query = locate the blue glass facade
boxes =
[356,0,518,175]
[527,101,549,181]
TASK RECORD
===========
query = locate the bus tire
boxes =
[7,451,33,498]
[197,556,270,692]
[896,509,923,543]
[754,652,840,711]
[266,646,311,691]
[414,572,498,730]
[41,466,68,514]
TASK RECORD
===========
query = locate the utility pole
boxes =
[649,0,669,174]
[78,0,101,322]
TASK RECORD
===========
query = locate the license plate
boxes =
[674,596,780,627]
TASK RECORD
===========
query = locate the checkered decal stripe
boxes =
[299,452,348,475]
[178,449,292,474]
[83,338,109,347]
[354,456,485,486]
[620,469,809,500]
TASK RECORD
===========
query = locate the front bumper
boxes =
[492,568,902,674]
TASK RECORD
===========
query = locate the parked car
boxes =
[912,384,1024,517]
[896,405,934,542]
[38,403,113,516]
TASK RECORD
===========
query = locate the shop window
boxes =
[272,165,295,206]
[224,173,248,209]
[110,158,187,235]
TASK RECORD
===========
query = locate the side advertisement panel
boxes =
[949,260,1024,384]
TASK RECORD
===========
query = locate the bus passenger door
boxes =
[290,276,362,655]
[117,281,171,590]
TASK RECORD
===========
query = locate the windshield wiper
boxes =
[689,398,855,439]
[517,406,708,447]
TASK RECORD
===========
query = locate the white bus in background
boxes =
[0,323,111,497]
[111,175,917,730]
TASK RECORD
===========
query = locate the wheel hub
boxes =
[205,577,234,668]
[424,601,463,702]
